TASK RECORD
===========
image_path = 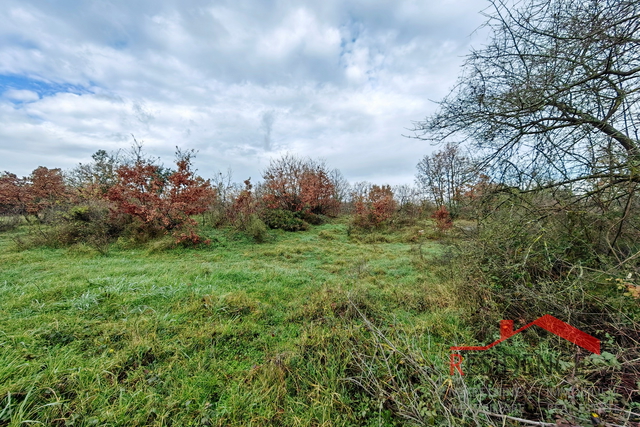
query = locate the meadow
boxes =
[2,213,637,427]
[0,218,473,426]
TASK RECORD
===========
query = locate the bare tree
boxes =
[329,168,351,205]
[413,0,640,191]
[211,168,237,207]
[415,142,475,215]
[393,184,421,208]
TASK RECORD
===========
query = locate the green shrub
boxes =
[262,209,308,231]
[361,233,391,244]
[317,229,336,240]
[0,215,20,232]
[31,201,123,254]
[245,214,268,243]
[447,192,640,346]
[146,236,177,253]
[298,211,326,225]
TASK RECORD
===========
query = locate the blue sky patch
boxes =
[0,74,93,99]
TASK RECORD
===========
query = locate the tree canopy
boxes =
[414,0,640,190]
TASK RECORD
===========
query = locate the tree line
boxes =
[0,139,483,250]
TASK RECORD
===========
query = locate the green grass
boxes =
[0,220,468,426]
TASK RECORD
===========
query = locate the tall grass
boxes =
[0,219,467,426]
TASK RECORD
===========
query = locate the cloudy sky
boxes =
[0,0,487,185]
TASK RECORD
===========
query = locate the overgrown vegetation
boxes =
[0,217,462,426]
[1,138,638,425]
[2,0,640,423]
[408,0,640,424]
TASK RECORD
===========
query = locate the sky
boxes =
[0,0,488,185]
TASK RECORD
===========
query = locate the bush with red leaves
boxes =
[431,206,453,231]
[106,149,215,245]
[0,172,24,216]
[0,167,67,221]
[228,178,259,229]
[262,154,339,217]
[352,184,397,228]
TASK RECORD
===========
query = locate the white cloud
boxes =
[258,8,341,59]
[3,89,39,102]
[0,0,487,184]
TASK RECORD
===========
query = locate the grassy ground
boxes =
[0,219,470,426]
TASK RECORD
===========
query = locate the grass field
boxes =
[0,219,474,426]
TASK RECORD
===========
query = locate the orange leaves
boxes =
[228,179,259,228]
[28,167,67,215]
[262,155,339,217]
[610,276,640,299]
[105,151,215,245]
[106,163,166,224]
[353,184,396,228]
[431,206,453,231]
[0,167,66,220]
[0,172,23,215]
[299,168,339,216]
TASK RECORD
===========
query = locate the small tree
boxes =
[67,149,120,196]
[0,168,67,222]
[329,168,351,210]
[413,0,640,258]
[229,179,259,228]
[28,167,67,220]
[0,172,25,216]
[431,206,453,231]
[106,148,215,244]
[415,143,475,217]
[262,154,339,217]
[352,184,397,229]
[393,184,423,224]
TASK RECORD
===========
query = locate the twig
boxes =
[477,410,565,426]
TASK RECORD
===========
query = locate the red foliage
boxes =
[0,167,66,220]
[0,172,24,215]
[106,162,165,225]
[228,179,259,228]
[106,152,215,244]
[353,184,397,228]
[28,167,67,217]
[300,169,339,215]
[262,155,339,216]
[173,229,210,246]
[431,206,453,231]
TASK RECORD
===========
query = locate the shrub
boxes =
[449,191,640,343]
[431,206,453,231]
[352,184,397,229]
[66,149,120,196]
[48,200,120,254]
[245,214,268,243]
[228,179,260,229]
[173,228,211,247]
[106,149,215,245]
[262,154,340,217]
[224,179,268,242]
[27,167,68,221]
[298,211,325,225]
[317,230,336,240]
[262,209,307,231]
[0,173,23,216]
[0,168,67,222]
[0,216,20,233]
